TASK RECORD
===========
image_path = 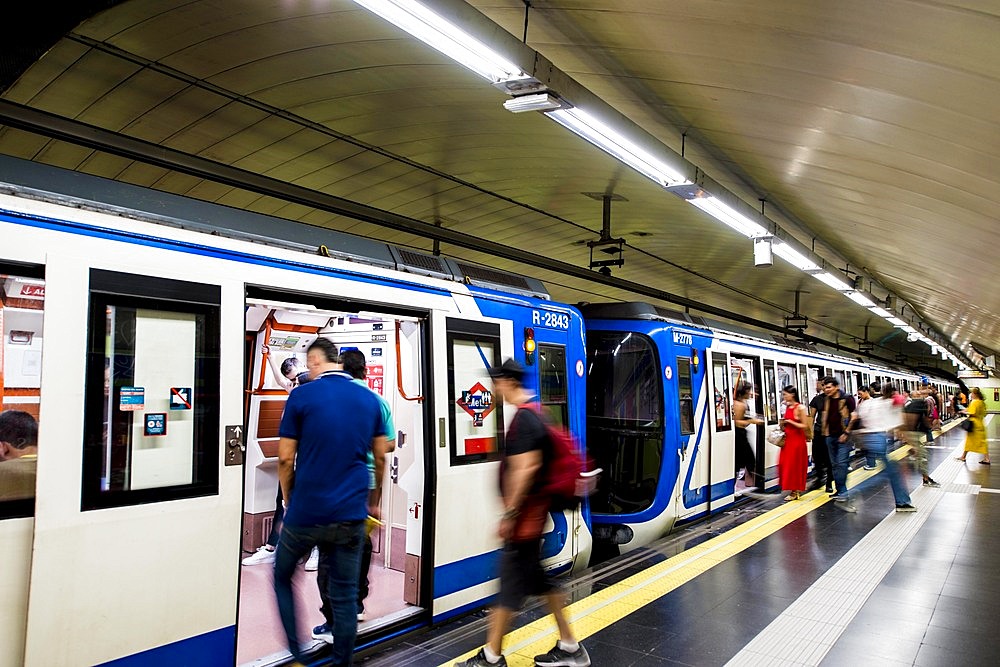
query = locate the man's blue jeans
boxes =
[827,435,851,495]
[855,432,911,506]
[274,520,365,665]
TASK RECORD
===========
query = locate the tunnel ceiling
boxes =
[0,0,997,373]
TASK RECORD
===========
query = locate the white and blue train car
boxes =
[581,302,955,556]
[0,156,589,667]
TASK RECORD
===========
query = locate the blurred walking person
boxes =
[956,387,991,465]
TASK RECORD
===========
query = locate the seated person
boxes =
[0,410,38,501]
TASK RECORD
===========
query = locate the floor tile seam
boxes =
[724,449,962,667]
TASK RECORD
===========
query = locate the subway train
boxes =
[0,156,955,667]
[581,302,957,556]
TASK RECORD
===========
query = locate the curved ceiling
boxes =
[0,0,997,372]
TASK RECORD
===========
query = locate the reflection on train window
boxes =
[447,320,502,466]
[82,270,220,510]
[676,357,695,435]
[713,353,731,431]
[586,331,663,515]
[538,344,568,428]
[763,360,778,424]
[777,363,796,398]
[0,268,44,519]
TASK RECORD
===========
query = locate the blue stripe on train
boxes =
[96,626,234,667]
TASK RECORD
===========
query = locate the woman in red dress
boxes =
[779,386,809,500]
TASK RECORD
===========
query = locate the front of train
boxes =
[582,303,712,558]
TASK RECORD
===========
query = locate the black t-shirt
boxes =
[505,406,550,494]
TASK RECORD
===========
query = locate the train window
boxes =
[763,360,778,425]
[712,354,731,431]
[81,270,220,510]
[586,331,663,515]
[777,363,796,399]
[446,319,502,466]
[798,365,811,400]
[677,357,695,435]
[0,264,45,520]
[538,345,568,428]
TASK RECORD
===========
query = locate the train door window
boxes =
[677,356,695,435]
[712,353,732,431]
[81,270,220,510]
[586,331,663,515]
[777,363,796,400]
[834,369,847,391]
[763,360,778,425]
[538,345,568,428]
[447,320,502,465]
[798,365,811,399]
[1,264,45,519]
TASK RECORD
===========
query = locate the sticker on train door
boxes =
[456,382,495,427]
[119,386,145,411]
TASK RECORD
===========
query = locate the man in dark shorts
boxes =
[456,359,589,667]
[808,380,833,492]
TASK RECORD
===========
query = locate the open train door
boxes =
[428,313,510,620]
[23,268,244,666]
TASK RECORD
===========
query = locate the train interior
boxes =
[238,297,427,666]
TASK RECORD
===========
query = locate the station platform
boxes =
[357,418,999,667]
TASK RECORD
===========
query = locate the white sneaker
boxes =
[242,546,276,566]
[304,547,319,571]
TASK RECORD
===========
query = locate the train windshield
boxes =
[586,331,664,514]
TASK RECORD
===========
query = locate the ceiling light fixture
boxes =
[868,306,893,318]
[813,271,853,292]
[503,92,566,113]
[352,0,528,83]
[846,291,876,308]
[546,108,689,187]
[685,195,769,238]
[887,317,907,327]
[772,243,821,272]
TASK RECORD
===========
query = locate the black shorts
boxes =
[497,538,557,610]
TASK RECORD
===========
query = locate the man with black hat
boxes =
[456,358,589,667]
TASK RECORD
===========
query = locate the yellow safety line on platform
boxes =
[443,424,962,667]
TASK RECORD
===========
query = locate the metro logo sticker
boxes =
[456,382,495,427]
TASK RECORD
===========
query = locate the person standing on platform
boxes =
[808,380,833,492]
[734,382,764,490]
[853,383,916,512]
[311,349,396,644]
[956,387,991,465]
[778,387,809,501]
[273,338,388,667]
[821,376,857,506]
[456,358,590,667]
[900,387,941,488]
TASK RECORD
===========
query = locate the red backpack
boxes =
[523,404,599,511]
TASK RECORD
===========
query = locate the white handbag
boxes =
[767,426,786,447]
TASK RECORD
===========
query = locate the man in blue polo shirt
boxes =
[274,337,388,667]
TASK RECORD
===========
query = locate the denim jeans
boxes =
[827,435,851,495]
[274,520,365,665]
[855,432,910,505]
[319,532,373,622]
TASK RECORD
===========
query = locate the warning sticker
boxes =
[170,387,193,410]
[119,386,145,412]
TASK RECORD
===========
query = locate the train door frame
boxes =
[670,332,706,523]
[708,351,733,512]
[730,353,766,489]
[237,285,437,657]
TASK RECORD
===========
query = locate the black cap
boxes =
[487,358,524,383]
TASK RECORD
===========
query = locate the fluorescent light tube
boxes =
[813,272,852,291]
[846,291,876,307]
[687,196,769,238]
[772,243,821,272]
[868,307,893,318]
[546,108,688,187]
[503,93,564,113]
[886,317,907,326]
[353,0,527,83]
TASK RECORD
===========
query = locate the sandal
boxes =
[783,493,800,501]
[982,460,991,465]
